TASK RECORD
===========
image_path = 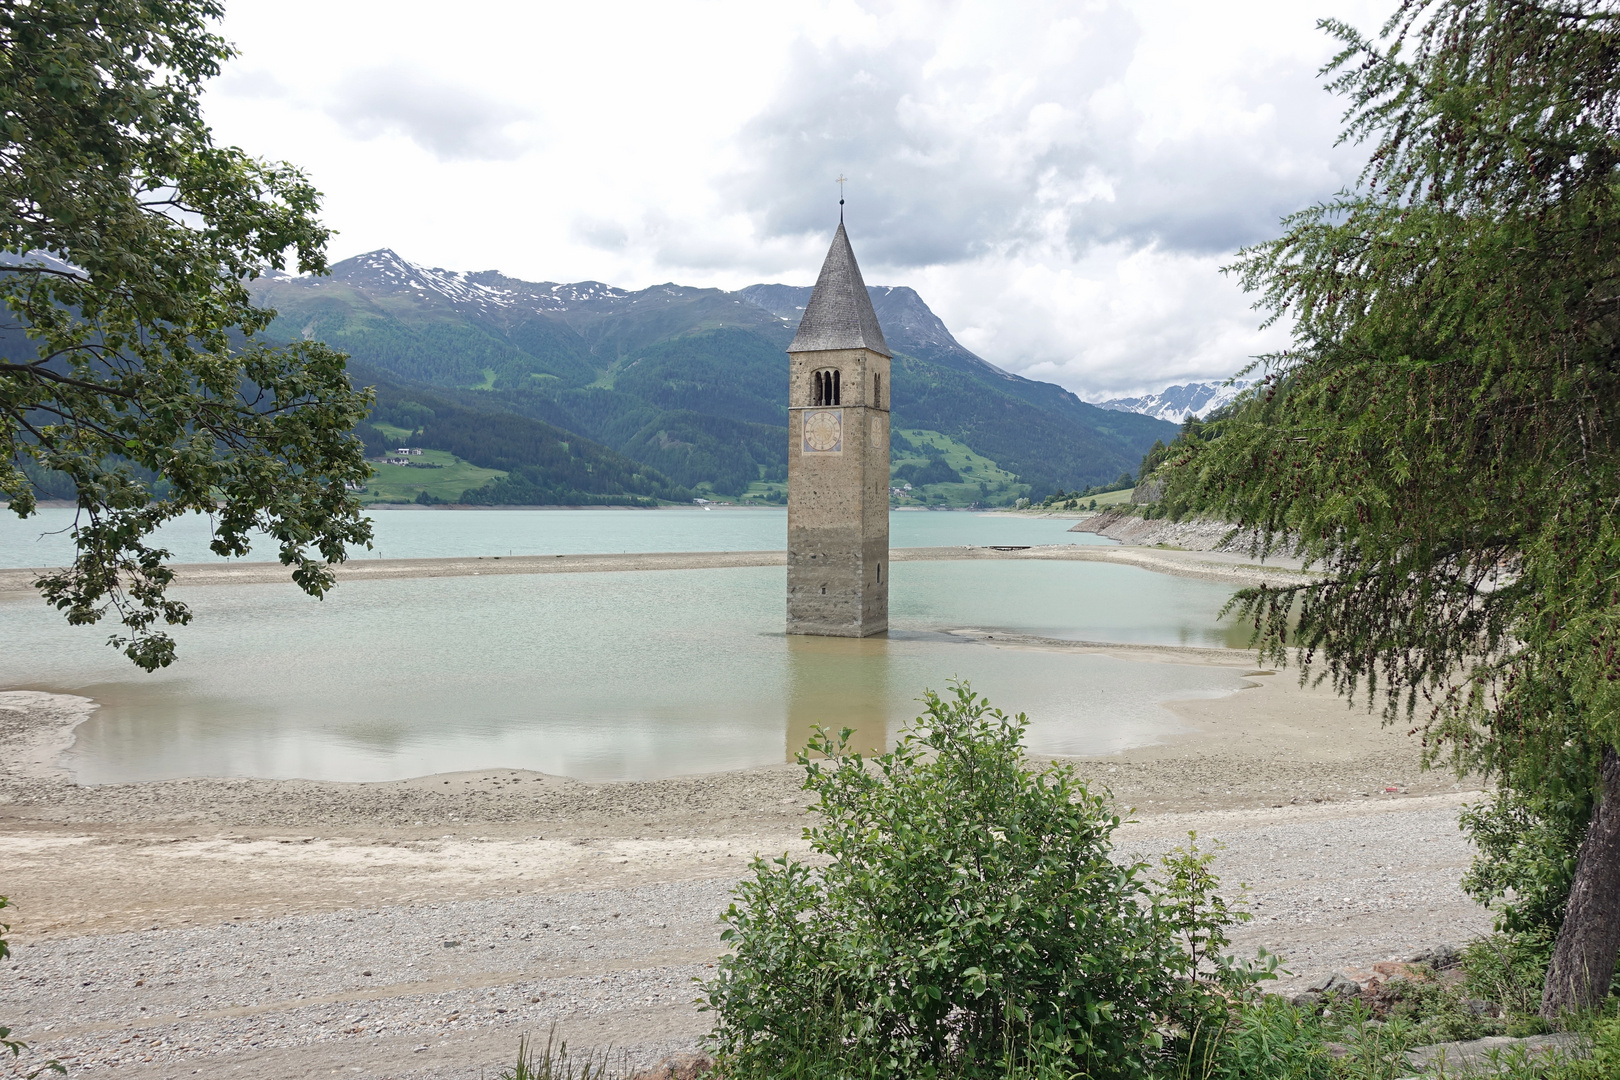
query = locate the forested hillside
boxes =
[357,366,690,506]
[251,251,1177,503]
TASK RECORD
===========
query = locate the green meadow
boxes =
[357,448,507,505]
[889,428,1026,508]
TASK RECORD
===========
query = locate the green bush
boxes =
[1570,1013,1620,1079]
[1459,789,1589,937]
[1362,932,1559,1047]
[702,683,1272,1080]
[1374,964,1498,1044]
[1454,1011,1620,1080]
[1192,996,1433,1080]
[495,1029,619,1079]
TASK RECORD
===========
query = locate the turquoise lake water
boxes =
[0,509,1250,784]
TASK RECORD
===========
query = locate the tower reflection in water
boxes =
[784,632,895,762]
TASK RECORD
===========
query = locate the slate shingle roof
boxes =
[788,223,892,357]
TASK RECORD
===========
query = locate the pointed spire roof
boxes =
[788,223,892,357]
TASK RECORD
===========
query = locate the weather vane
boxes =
[836,174,847,221]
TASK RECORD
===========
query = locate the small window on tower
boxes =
[874,373,882,408]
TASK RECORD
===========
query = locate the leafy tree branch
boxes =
[1,0,374,670]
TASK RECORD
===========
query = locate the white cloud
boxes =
[909,245,1287,399]
[325,67,538,162]
[201,0,1397,398]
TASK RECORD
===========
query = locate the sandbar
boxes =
[0,542,1312,593]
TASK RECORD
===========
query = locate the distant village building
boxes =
[786,223,891,637]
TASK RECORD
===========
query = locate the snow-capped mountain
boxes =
[284,250,1037,382]
[331,249,634,314]
[1096,380,1252,424]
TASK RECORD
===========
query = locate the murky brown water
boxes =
[3,561,1250,783]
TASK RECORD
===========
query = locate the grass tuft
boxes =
[496,1028,622,1080]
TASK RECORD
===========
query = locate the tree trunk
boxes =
[1540,743,1620,1018]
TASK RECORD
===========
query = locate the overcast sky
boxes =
[204,0,1395,399]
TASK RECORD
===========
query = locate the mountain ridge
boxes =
[251,249,1178,502]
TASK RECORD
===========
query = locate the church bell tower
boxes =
[786,223,891,637]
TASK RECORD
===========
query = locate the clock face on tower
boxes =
[802,408,843,453]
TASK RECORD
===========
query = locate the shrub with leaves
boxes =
[1460,933,1559,1022]
[495,1029,618,1080]
[1192,993,1351,1080]
[702,683,1270,1080]
[1459,788,1591,939]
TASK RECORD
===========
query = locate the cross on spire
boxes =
[836,174,847,221]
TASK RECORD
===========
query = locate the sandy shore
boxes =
[0,542,1314,595]
[0,637,1489,1078]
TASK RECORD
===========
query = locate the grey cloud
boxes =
[571,216,631,251]
[580,207,807,276]
[725,4,1361,268]
[723,32,1125,267]
[326,67,535,162]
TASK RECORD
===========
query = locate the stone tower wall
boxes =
[787,346,891,636]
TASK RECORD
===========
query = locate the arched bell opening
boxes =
[812,368,842,407]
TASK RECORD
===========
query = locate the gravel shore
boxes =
[3,798,1488,1080]
[6,879,730,1078]
[0,630,1491,1078]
